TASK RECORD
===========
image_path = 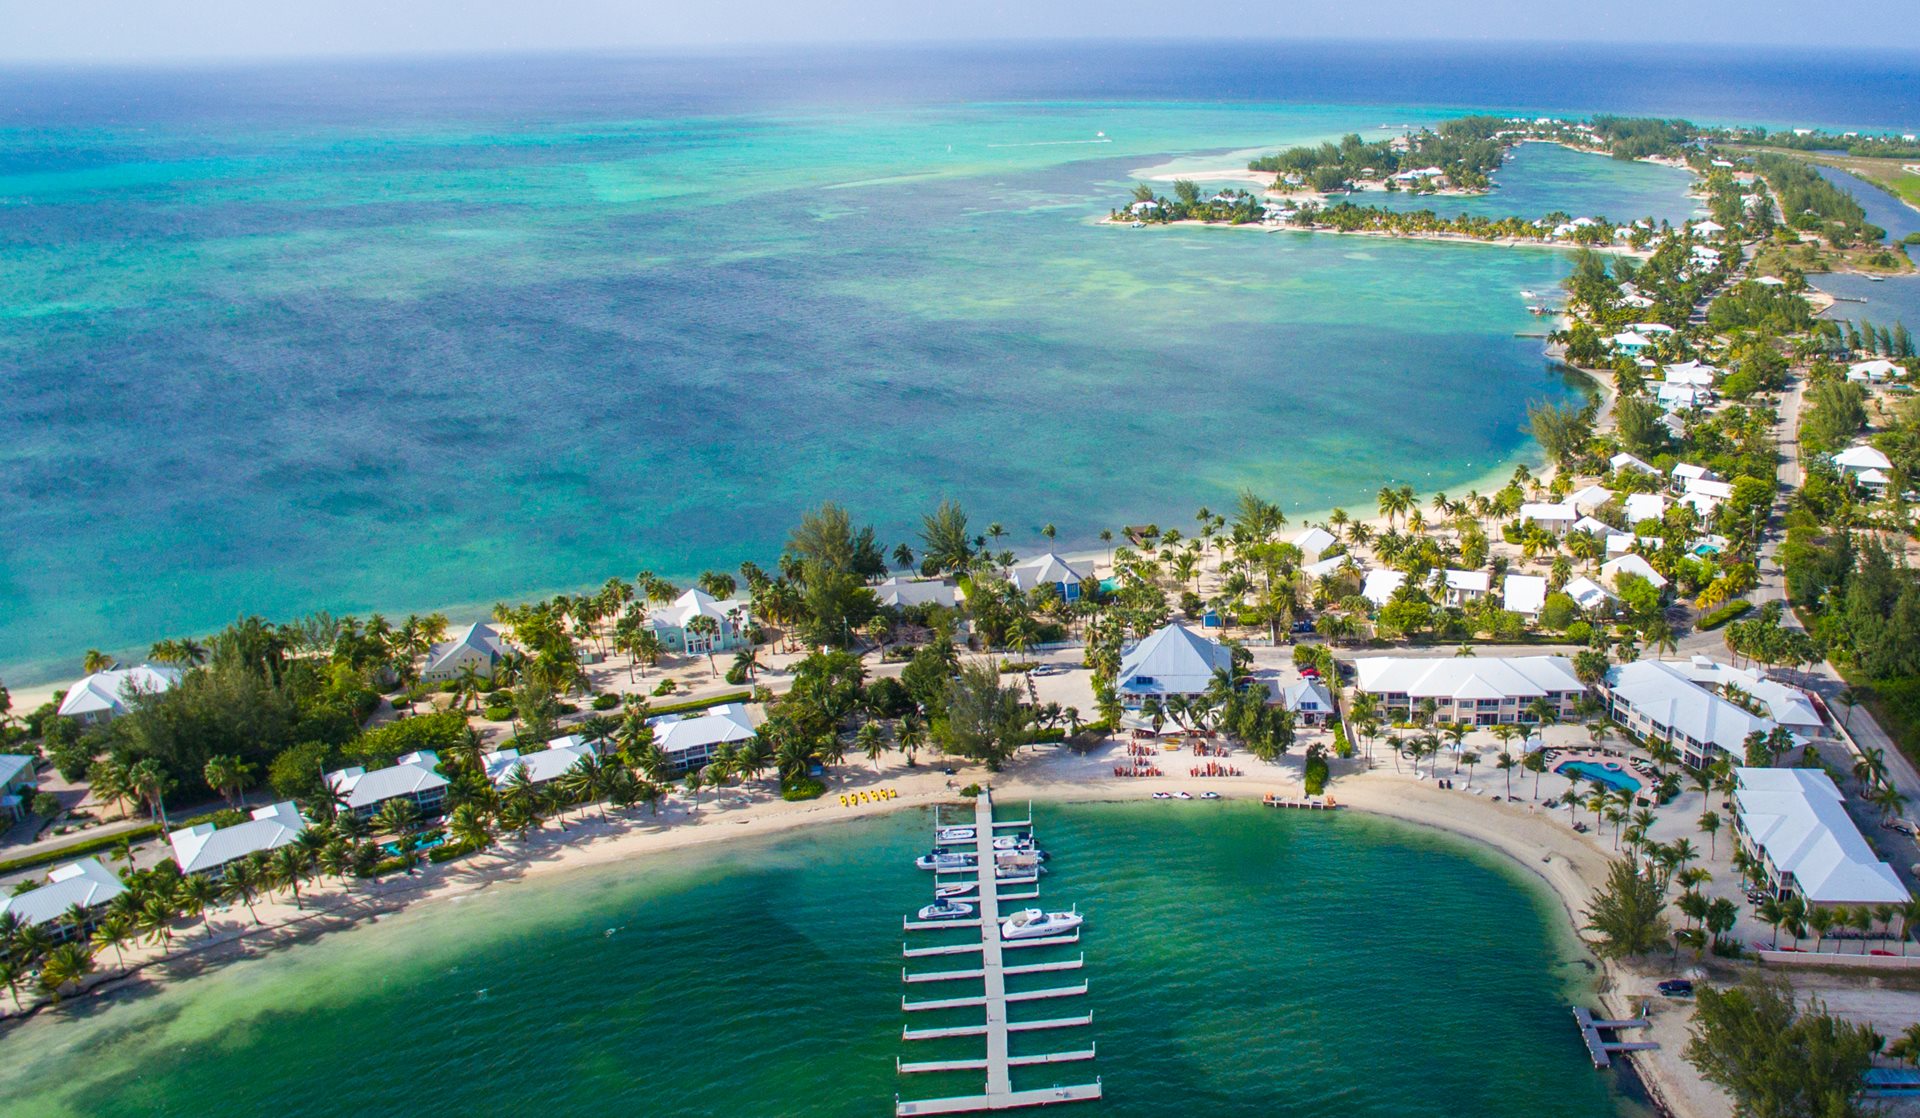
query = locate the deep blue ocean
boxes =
[1,42,1915,682]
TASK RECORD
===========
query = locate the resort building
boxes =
[1600,553,1668,590]
[326,751,450,820]
[0,858,127,942]
[1568,484,1612,512]
[650,703,759,773]
[874,577,963,610]
[1278,678,1336,727]
[1501,574,1548,617]
[483,737,598,788]
[169,801,311,878]
[1661,656,1825,733]
[1007,553,1091,602]
[1733,768,1907,910]
[1602,660,1778,768]
[648,588,752,656]
[0,754,36,822]
[1290,527,1337,561]
[1116,623,1232,708]
[55,664,184,726]
[1351,656,1585,726]
[422,622,510,683]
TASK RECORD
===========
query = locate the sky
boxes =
[2,0,1917,63]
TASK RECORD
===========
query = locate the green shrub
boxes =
[591,693,620,711]
[1304,753,1330,795]
[428,838,484,863]
[780,777,826,801]
[1699,600,1753,630]
[651,679,677,696]
[959,783,983,798]
[647,692,754,716]
[482,705,514,722]
[997,661,1039,674]
[485,689,513,706]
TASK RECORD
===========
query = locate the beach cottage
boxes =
[484,737,598,788]
[55,664,184,726]
[1518,502,1577,534]
[169,801,311,878]
[1600,553,1668,590]
[874,577,963,610]
[326,751,450,820]
[1007,552,1092,602]
[1116,623,1233,709]
[1279,678,1337,726]
[422,622,510,683]
[1501,574,1548,618]
[1290,527,1337,561]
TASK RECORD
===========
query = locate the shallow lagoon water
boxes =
[0,803,1654,1117]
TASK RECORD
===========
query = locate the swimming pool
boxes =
[1555,760,1642,793]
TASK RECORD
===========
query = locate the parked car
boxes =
[1657,979,1695,997]
[1289,619,1316,634]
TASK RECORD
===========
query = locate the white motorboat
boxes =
[991,835,1031,851]
[995,863,1046,880]
[935,882,978,900]
[935,826,976,843]
[916,852,977,872]
[918,899,976,920]
[1200,791,1221,800]
[1173,791,1193,800]
[1000,907,1084,940]
[1152,791,1172,800]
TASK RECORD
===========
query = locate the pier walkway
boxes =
[1572,1006,1659,1068]
[895,791,1101,1115]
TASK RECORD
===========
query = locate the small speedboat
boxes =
[1152,791,1172,800]
[1173,791,1193,800]
[935,882,978,900]
[916,852,977,871]
[991,835,1033,851]
[1200,791,1221,800]
[1000,907,1084,940]
[935,826,976,843]
[918,899,976,920]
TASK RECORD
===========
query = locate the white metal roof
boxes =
[1502,574,1548,616]
[651,703,759,757]
[1291,527,1337,556]
[874,577,961,609]
[1354,656,1583,701]
[169,801,310,874]
[484,740,598,786]
[56,664,183,720]
[1007,552,1090,593]
[1361,568,1406,607]
[1623,492,1668,524]
[0,857,127,928]
[1601,553,1668,589]
[424,622,507,675]
[1609,660,1774,757]
[1736,768,1907,905]
[1834,445,1892,472]
[1563,576,1611,609]
[1609,452,1659,475]
[326,752,449,810]
[1519,502,1576,524]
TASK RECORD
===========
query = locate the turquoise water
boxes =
[1557,761,1643,794]
[1359,142,1704,223]
[0,803,1651,1117]
[0,57,1728,682]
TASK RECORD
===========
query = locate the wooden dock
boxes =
[895,792,1101,1116]
[1572,1006,1659,1068]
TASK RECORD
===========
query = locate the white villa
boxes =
[1833,444,1893,491]
[874,577,963,610]
[1291,527,1337,561]
[1610,452,1659,476]
[1502,574,1548,617]
[1361,569,1406,608]
[1116,623,1232,708]
[484,737,598,788]
[651,703,759,773]
[1603,660,1778,768]
[1600,553,1668,590]
[1434,568,1490,606]
[169,801,311,878]
[1848,359,1898,383]
[1563,575,1613,610]
[1622,492,1668,525]
[422,622,510,683]
[1734,768,1908,910]
[326,751,450,820]
[1352,656,1586,726]
[1519,502,1577,533]
[0,858,126,942]
[55,664,184,726]
[1007,552,1092,602]
[1279,678,1336,726]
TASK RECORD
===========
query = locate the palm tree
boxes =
[81,649,115,675]
[448,803,494,854]
[38,942,94,1003]
[126,759,175,827]
[203,755,255,809]
[91,913,134,971]
[1836,686,1859,731]
[1497,752,1517,797]
[1807,905,1837,953]
[1522,747,1548,799]
[1697,810,1721,858]
[686,616,721,676]
[270,845,312,909]
[374,798,422,849]
[180,874,219,938]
